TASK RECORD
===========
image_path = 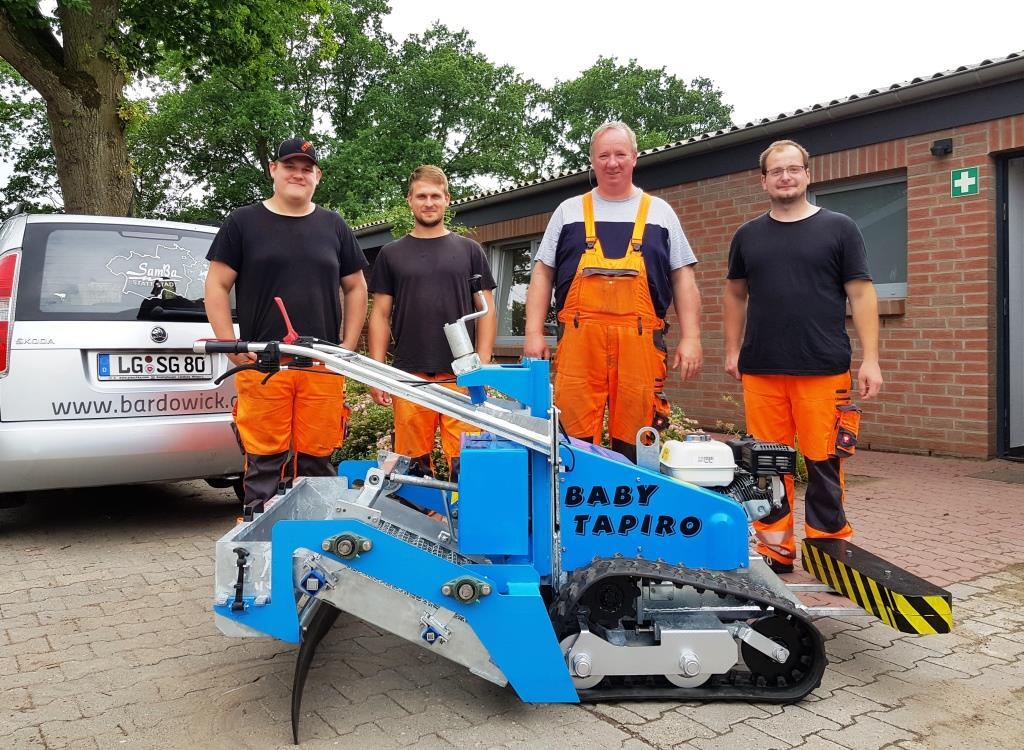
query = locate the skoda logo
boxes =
[150,326,168,344]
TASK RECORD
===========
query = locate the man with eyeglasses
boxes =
[724,139,882,574]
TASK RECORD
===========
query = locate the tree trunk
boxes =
[46,69,133,215]
[0,1,132,216]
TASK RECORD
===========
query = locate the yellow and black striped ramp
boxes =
[800,538,953,634]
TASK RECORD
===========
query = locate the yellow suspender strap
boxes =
[583,190,651,251]
[582,191,597,248]
[630,192,652,251]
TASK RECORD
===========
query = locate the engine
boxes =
[659,433,797,522]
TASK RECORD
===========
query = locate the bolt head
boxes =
[679,651,701,677]
[321,541,331,551]
[480,584,492,596]
[336,539,354,556]
[456,582,476,602]
[772,647,789,663]
[571,653,592,677]
[360,540,372,552]
[441,584,453,596]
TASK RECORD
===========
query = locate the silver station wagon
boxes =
[0,214,243,503]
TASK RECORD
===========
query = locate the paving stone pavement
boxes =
[2,450,1023,749]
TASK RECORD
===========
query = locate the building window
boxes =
[488,237,556,344]
[811,176,908,298]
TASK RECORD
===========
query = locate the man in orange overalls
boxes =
[524,121,702,461]
[724,140,883,573]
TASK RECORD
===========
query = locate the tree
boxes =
[129,56,321,221]
[129,0,393,222]
[0,0,318,215]
[131,19,549,225]
[546,56,733,171]
[330,24,549,222]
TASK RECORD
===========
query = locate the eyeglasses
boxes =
[765,165,807,178]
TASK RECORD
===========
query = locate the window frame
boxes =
[486,236,555,347]
[810,173,908,299]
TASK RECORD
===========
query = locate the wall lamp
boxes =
[930,138,953,156]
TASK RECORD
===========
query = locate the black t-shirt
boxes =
[727,208,871,375]
[369,233,496,373]
[206,203,367,343]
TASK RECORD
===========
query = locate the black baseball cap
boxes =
[275,137,319,165]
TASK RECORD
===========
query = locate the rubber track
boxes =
[550,557,827,703]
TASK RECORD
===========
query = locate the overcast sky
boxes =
[383,0,1024,127]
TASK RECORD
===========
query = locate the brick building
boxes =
[356,52,1024,459]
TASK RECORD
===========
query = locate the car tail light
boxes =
[0,252,19,376]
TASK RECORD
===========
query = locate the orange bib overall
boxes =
[553,192,671,457]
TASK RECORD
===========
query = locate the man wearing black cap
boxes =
[205,138,368,511]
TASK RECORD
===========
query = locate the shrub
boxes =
[332,380,392,464]
[332,379,452,479]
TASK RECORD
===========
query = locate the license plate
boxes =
[97,352,212,381]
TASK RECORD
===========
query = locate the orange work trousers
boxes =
[392,373,474,475]
[234,367,346,503]
[742,372,855,566]
[554,320,668,457]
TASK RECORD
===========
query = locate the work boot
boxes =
[762,555,794,574]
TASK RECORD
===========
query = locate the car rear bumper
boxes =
[0,414,244,493]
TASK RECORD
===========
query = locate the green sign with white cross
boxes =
[951,167,980,197]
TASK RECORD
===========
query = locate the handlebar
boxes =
[194,339,268,355]
[191,335,552,453]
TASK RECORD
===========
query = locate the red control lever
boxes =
[274,296,300,343]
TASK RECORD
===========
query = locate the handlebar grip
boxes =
[196,340,251,354]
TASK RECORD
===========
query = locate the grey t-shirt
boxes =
[369,233,496,373]
[535,189,696,319]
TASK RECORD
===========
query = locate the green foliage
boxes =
[129,60,309,220]
[126,13,547,225]
[2,5,735,222]
[118,0,328,78]
[332,378,451,480]
[662,405,701,442]
[0,0,324,214]
[793,441,808,484]
[0,61,58,216]
[546,56,733,171]
[317,22,549,223]
[333,379,393,464]
[599,403,700,449]
[129,1,393,221]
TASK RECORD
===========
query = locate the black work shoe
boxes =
[762,555,794,574]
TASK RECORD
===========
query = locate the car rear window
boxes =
[17,222,227,321]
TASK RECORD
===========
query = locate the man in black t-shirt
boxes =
[724,139,883,574]
[205,138,368,510]
[368,165,496,478]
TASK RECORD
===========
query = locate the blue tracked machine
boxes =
[200,284,952,743]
